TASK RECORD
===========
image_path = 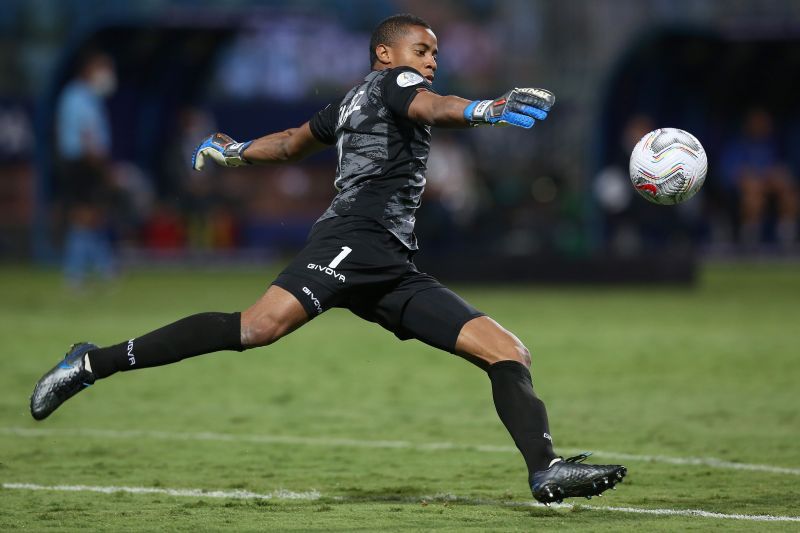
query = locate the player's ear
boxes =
[375,43,392,66]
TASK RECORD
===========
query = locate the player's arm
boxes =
[192,122,327,171]
[243,122,326,163]
[408,88,556,129]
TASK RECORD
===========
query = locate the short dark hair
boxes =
[369,13,432,68]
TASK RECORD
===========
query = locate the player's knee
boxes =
[514,342,532,368]
[240,311,289,347]
[457,317,531,369]
[239,286,309,348]
[496,339,531,368]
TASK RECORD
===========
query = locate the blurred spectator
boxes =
[163,107,249,255]
[207,205,239,250]
[721,108,799,250]
[141,202,185,252]
[54,50,117,287]
[424,134,481,226]
[108,161,155,245]
[169,106,218,250]
[594,114,651,254]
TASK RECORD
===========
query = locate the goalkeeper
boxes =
[31,13,625,504]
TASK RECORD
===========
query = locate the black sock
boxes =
[87,312,244,379]
[488,360,557,475]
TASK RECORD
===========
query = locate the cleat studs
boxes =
[585,496,592,500]
[544,502,550,507]
[596,493,602,497]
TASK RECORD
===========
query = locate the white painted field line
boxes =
[575,504,800,522]
[3,426,799,476]
[1,482,320,500]
[3,483,799,523]
[562,449,800,476]
[423,494,800,523]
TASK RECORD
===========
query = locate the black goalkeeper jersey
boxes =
[309,66,435,250]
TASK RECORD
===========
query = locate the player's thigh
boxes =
[267,219,360,321]
[400,286,484,352]
[363,275,485,357]
[241,285,310,347]
[392,283,530,370]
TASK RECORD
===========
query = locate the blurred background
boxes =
[1,0,799,286]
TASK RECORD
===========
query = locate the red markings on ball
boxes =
[635,183,658,196]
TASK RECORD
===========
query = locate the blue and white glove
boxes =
[464,88,555,129]
[192,133,253,171]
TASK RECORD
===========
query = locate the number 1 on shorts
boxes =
[328,246,352,268]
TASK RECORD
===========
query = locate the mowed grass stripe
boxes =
[4,426,799,476]
[3,265,798,529]
[4,482,800,523]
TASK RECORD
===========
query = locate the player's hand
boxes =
[191,133,253,171]
[464,88,555,129]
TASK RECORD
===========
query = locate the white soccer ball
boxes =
[629,128,707,205]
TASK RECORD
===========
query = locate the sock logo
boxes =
[543,432,552,442]
[126,339,136,366]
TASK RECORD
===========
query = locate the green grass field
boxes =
[1,263,799,531]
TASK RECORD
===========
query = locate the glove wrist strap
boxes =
[464,100,493,126]
[224,140,253,165]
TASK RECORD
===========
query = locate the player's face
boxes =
[386,25,438,82]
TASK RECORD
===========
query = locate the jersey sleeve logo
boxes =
[396,71,425,87]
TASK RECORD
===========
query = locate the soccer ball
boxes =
[629,128,707,205]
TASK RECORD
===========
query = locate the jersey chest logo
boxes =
[337,90,365,129]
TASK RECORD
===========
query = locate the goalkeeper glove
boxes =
[192,133,253,171]
[464,88,555,129]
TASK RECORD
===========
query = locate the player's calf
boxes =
[30,312,246,420]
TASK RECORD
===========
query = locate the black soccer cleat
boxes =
[30,342,98,420]
[530,452,626,505]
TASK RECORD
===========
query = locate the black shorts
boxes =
[272,216,484,353]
